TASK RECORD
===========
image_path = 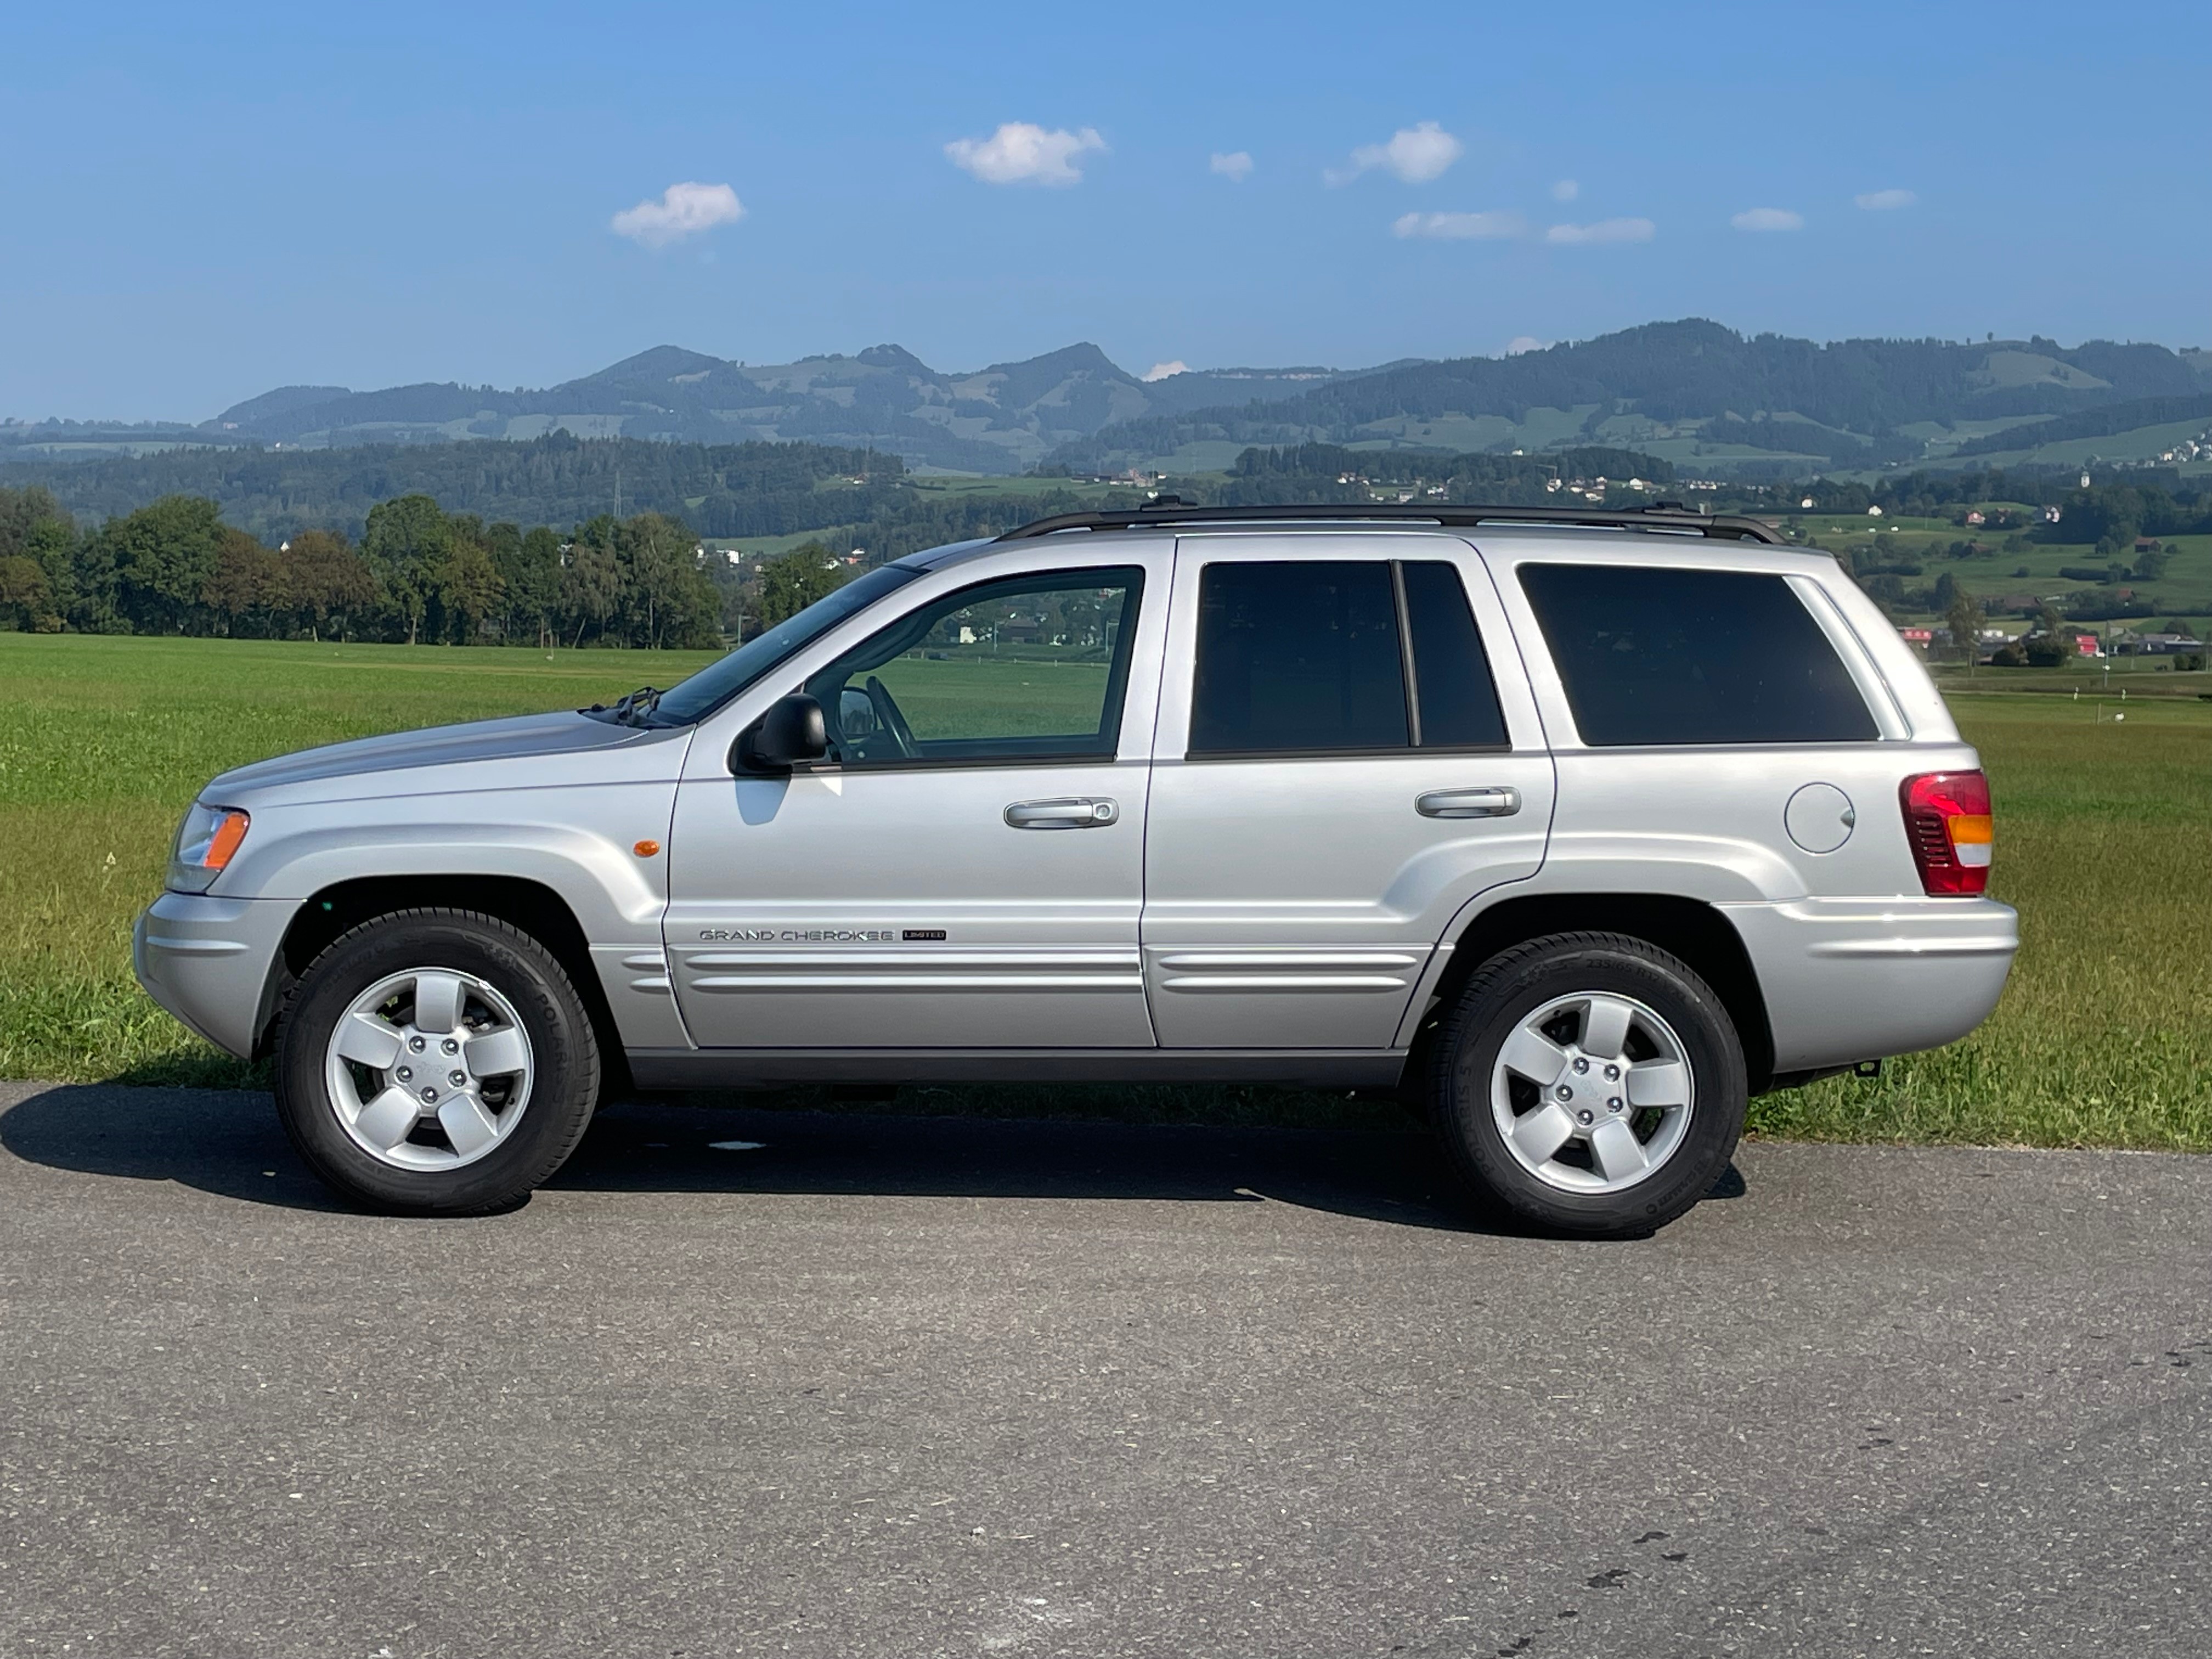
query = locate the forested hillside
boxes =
[10,319,2205,481]
[1052,321,2212,475]
[151,342,1378,474]
[1,434,907,542]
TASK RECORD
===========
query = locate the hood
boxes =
[204,710,661,803]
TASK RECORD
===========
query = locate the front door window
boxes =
[802,567,1146,768]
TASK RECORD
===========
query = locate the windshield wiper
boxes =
[607,685,665,727]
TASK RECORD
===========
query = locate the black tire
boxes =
[1427,932,1746,1238]
[274,909,602,1215]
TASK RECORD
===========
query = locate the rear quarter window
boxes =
[1517,563,1878,746]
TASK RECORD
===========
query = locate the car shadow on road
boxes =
[0,1083,1743,1235]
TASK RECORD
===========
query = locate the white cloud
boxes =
[1551,178,1579,202]
[1731,207,1804,232]
[1393,210,1527,240]
[1141,360,1190,382]
[1329,121,1463,185]
[1544,217,1656,245]
[1209,150,1254,183]
[945,122,1105,187]
[610,182,744,247]
[1504,336,1548,356]
[1855,188,1917,211]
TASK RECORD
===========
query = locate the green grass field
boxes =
[1787,513,2212,634]
[2,633,2205,1149]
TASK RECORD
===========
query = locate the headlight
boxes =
[169,803,250,894]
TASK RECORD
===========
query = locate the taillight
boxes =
[1899,771,1993,895]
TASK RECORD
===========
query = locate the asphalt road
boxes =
[1,1079,2207,1659]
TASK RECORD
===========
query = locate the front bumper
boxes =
[132,891,297,1059]
[1721,896,2019,1072]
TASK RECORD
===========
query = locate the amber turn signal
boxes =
[204,810,251,871]
[633,839,661,858]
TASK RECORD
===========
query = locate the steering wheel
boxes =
[865,675,916,759]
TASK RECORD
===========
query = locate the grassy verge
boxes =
[1748,692,2211,1147]
[2,633,2205,1147]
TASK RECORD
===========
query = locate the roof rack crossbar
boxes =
[994,501,1784,545]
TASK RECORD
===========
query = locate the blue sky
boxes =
[3,0,2207,420]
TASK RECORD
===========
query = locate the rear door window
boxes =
[1188,560,1509,755]
[1517,563,1877,746]
[1401,561,1509,748]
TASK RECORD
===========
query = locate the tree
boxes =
[603,513,724,650]
[202,527,283,635]
[561,516,626,647]
[1945,586,1980,670]
[435,532,505,643]
[756,541,850,629]
[494,526,563,647]
[362,494,453,645]
[2022,602,2074,668]
[622,513,694,649]
[285,529,376,640]
[0,555,52,631]
[0,486,73,631]
[96,494,227,633]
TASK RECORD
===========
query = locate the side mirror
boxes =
[838,686,878,739]
[731,693,828,774]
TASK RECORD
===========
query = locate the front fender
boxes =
[212,781,676,947]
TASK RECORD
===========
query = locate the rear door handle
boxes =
[1416,786,1521,819]
[1005,797,1120,830]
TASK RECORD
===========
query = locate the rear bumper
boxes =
[1722,896,2018,1071]
[132,891,296,1059]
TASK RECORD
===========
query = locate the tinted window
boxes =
[1518,564,1878,746]
[803,568,1142,766]
[1189,562,1408,754]
[1402,561,1509,748]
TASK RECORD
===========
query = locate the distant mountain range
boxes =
[6,320,2208,479]
[198,343,1379,474]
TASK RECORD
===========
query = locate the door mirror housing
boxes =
[732,693,829,774]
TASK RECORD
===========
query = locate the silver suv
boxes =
[134,504,2017,1235]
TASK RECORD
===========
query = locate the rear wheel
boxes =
[1428,932,1746,1237]
[275,909,601,1214]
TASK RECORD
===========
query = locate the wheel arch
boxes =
[1413,892,1776,1094]
[261,875,629,1091]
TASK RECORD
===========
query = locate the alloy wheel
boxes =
[322,967,535,1172]
[1489,990,1694,1193]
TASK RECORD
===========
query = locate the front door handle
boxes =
[1416,786,1521,819]
[1005,797,1120,830]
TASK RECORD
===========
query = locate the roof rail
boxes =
[994,501,1785,545]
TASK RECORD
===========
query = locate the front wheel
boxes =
[1427,932,1747,1238]
[274,909,602,1214]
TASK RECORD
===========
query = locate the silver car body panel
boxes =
[1722,896,2017,1070]
[202,709,660,799]
[133,893,298,1058]
[165,713,697,1056]
[135,520,2017,1079]
[664,538,1175,1049]
[1142,531,1556,1048]
[1468,529,2008,1068]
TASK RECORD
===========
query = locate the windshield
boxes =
[646,563,923,725]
